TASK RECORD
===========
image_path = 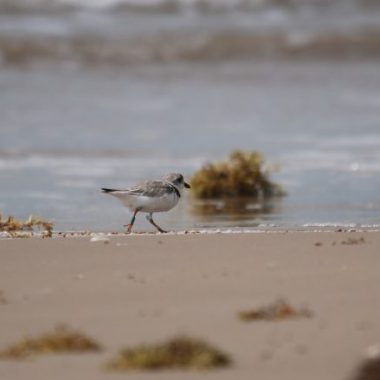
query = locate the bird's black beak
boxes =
[184,182,191,189]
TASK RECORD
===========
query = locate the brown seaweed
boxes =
[0,325,101,359]
[190,150,284,199]
[238,299,313,322]
[106,336,231,371]
[350,356,380,380]
[0,214,53,237]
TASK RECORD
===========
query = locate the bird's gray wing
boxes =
[124,180,175,197]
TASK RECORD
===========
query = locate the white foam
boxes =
[0,231,12,239]
[90,233,110,243]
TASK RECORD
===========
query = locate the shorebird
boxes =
[101,173,190,233]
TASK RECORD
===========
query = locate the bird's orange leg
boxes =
[124,209,139,233]
[146,213,167,233]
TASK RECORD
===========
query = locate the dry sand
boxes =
[0,231,379,380]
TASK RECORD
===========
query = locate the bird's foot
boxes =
[124,224,133,234]
[146,214,167,233]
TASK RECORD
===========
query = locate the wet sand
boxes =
[0,231,380,379]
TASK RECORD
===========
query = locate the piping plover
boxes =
[101,173,190,233]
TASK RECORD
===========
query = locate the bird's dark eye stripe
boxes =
[170,185,181,198]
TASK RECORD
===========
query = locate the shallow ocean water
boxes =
[1,60,380,231]
[1,0,380,232]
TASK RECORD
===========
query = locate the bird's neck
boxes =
[168,183,181,198]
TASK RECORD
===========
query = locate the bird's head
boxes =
[164,173,191,192]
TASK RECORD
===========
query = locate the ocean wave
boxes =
[1,0,380,65]
[1,29,380,65]
[0,152,205,177]
[0,0,378,14]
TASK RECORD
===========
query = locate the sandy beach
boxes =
[0,230,379,380]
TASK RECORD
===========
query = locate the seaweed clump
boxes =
[190,150,284,199]
[238,299,313,322]
[341,237,366,245]
[0,213,53,237]
[106,336,231,371]
[0,325,101,359]
[350,356,380,380]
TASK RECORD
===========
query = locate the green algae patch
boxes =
[190,150,284,199]
[106,336,231,371]
[0,213,53,237]
[0,325,102,359]
[238,299,313,322]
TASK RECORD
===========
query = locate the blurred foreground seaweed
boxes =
[106,336,231,371]
[238,299,313,322]
[350,356,380,380]
[0,325,101,360]
[0,213,53,237]
[190,150,284,199]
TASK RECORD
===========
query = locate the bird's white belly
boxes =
[117,193,179,213]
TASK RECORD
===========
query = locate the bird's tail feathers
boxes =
[101,188,119,193]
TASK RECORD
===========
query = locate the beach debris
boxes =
[90,233,110,244]
[74,273,85,280]
[116,242,129,247]
[350,356,380,380]
[0,325,102,359]
[0,213,53,238]
[106,336,231,371]
[238,299,313,322]
[341,237,365,245]
[0,290,7,304]
[190,150,284,199]
[314,241,323,247]
[331,237,366,246]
